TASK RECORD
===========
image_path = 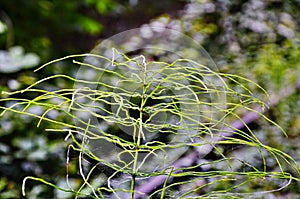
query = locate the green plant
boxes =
[1,49,299,198]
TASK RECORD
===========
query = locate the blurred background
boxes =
[0,0,299,198]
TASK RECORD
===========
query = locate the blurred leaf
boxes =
[78,16,103,35]
[0,46,40,73]
[0,20,7,34]
[86,0,118,14]
[0,178,18,198]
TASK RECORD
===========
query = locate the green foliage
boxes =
[0,0,121,61]
[86,0,119,14]
[1,50,299,198]
[1,0,300,198]
[0,177,19,198]
[78,16,103,36]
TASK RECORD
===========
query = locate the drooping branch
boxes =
[134,79,300,198]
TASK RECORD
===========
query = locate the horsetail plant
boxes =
[1,48,299,199]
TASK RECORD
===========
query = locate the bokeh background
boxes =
[0,0,299,198]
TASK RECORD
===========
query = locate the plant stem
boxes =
[130,173,136,199]
[131,72,147,198]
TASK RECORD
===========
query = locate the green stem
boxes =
[131,66,147,198]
